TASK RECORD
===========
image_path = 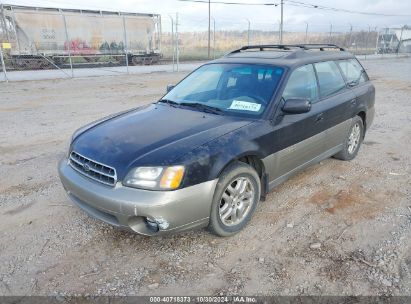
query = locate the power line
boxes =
[208,0,210,58]
[284,0,411,17]
[177,0,278,6]
[178,0,279,59]
[177,0,411,17]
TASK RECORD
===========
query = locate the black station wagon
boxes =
[59,44,375,236]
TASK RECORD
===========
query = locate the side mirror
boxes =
[282,98,311,114]
[166,84,175,93]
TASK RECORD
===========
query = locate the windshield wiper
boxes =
[157,99,180,107]
[179,102,224,115]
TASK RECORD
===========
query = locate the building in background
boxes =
[377,26,411,53]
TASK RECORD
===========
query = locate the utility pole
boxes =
[375,27,380,55]
[122,16,129,74]
[208,0,211,59]
[304,22,308,44]
[168,15,175,72]
[279,0,284,44]
[0,45,8,82]
[329,23,333,44]
[246,18,251,46]
[397,25,404,54]
[365,25,370,59]
[176,12,179,72]
[277,20,281,44]
[62,12,74,78]
[212,17,216,59]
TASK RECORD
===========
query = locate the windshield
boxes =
[162,63,284,117]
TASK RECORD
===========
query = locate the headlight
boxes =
[123,166,185,190]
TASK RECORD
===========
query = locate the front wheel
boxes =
[334,116,364,161]
[208,162,261,237]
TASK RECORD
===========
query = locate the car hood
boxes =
[72,104,251,179]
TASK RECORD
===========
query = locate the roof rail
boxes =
[227,44,345,55]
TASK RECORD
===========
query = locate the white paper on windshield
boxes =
[229,100,261,112]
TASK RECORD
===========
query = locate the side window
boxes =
[314,61,346,98]
[337,59,367,85]
[282,64,318,102]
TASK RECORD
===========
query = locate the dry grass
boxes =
[161,30,378,60]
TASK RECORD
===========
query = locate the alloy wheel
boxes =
[348,122,361,154]
[219,177,255,226]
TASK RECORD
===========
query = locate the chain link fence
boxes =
[1,4,410,82]
[167,16,409,61]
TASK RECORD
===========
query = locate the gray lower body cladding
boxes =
[58,159,218,236]
[263,118,353,189]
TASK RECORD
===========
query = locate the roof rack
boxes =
[228,44,345,55]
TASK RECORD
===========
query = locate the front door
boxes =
[264,64,327,184]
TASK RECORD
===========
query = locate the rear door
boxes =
[313,61,357,151]
[336,59,375,129]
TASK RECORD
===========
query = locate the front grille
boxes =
[69,151,117,186]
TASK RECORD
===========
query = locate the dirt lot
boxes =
[0,57,410,296]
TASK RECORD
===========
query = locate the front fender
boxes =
[178,121,271,188]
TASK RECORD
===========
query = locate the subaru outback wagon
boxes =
[59,44,375,236]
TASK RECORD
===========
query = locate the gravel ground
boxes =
[0,57,410,296]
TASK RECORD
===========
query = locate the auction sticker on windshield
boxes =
[229,100,261,112]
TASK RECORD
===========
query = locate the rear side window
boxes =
[282,64,318,102]
[337,59,368,85]
[314,61,346,98]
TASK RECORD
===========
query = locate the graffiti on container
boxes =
[62,39,128,55]
[64,39,94,55]
[99,41,125,53]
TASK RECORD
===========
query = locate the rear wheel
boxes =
[334,116,364,161]
[131,56,142,65]
[208,162,261,237]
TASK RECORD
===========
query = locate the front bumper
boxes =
[58,158,217,236]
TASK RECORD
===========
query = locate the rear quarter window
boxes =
[337,59,368,85]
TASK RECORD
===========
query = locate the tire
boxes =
[132,56,142,65]
[208,161,261,237]
[333,116,364,161]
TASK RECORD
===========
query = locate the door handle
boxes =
[315,113,324,123]
[350,98,357,106]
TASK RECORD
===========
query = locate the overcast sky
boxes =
[2,0,410,32]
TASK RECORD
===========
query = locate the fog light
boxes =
[146,218,159,232]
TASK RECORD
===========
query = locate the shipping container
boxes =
[0,4,162,68]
